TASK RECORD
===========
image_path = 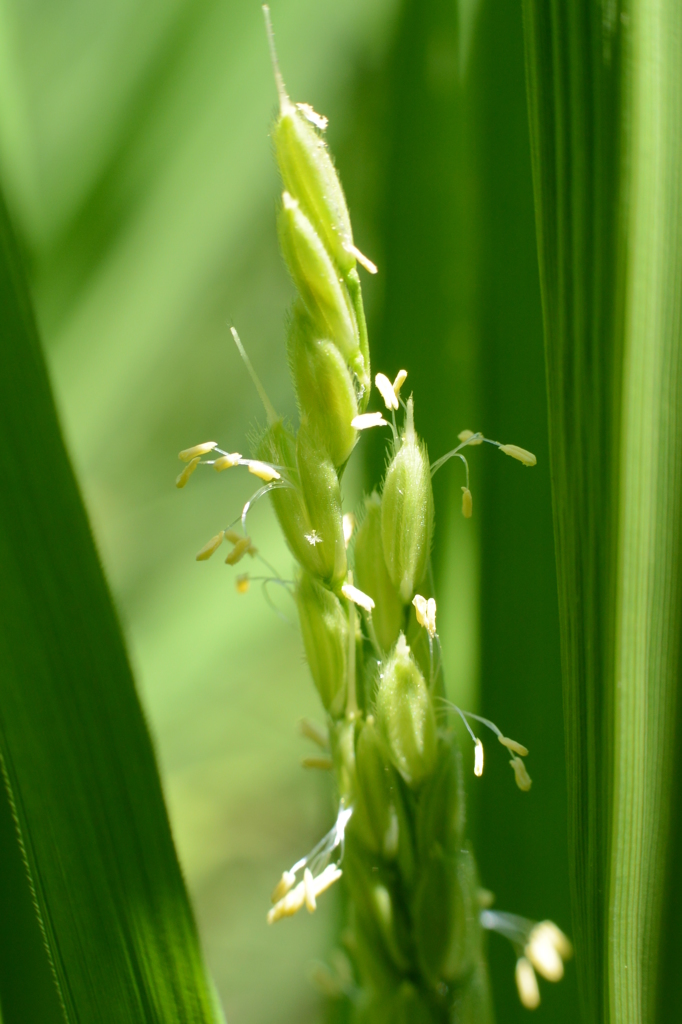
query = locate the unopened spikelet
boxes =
[288,303,358,466]
[278,192,368,391]
[381,398,434,603]
[295,572,348,718]
[414,846,481,987]
[295,423,347,586]
[353,718,401,859]
[273,89,355,277]
[342,841,412,978]
[374,634,436,787]
[257,420,346,587]
[354,492,403,652]
[416,735,465,860]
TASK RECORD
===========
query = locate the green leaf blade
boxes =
[0,194,217,1022]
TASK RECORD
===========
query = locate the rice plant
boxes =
[175,11,571,1019]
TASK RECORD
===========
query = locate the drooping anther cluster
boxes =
[481,910,573,1009]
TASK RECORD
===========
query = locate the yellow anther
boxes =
[225,536,253,565]
[178,442,217,462]
[175,456,201,488]
[312,863,343,897]
[344,243,378,275]
[498,735,529,757]
[304,868,317,913]
[392,369,408,396]
[526,925,565,981]
[510,756,532,791]
[461,486,473,518]
[299,718,329,749]
[341,582,375,613]
[195,531,225,561]
[225,528,242,544]
[214,452,242,471]
[267,881,306,923]
[248,460,281,482]
[351,412,388,430]
[474,739,484,777]
[412,594,436,637]
[375,373,399,411]
[301,755,334,771]
[457,429,483,445]
[515,957,540,1009]
[236,574,250,594]
[271,870,296,903]
[533,921,573,961]
[343,513,355,548]
[499,443,537,467]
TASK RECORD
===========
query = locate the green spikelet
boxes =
[381,398,434,603]
[288,303,358,467]
[274,97,356,277]
[279,192,369,392]
[354,492,404,651]
[256,420,346,587]
[374,635,437,787]
[295,572,347,717]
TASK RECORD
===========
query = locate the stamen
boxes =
[461,486,473,518]
[526,922,572,978]
[510,756,532,791]
[515,957,541,1009]
[527,930,564,981]
[498,735,529,757]
[457,429,483,446]
[498,443,537,467]
[236,574,250,594]
[214,452,241,471]
[351,412,389,430]
[175,456,201,488]
[303,868,317,913]
[299,718,329,749]
[481,909,572,996]
[247,460,282,482]
[267,881,306,923]
[412,594,437,638]
[268,805,351,923]
[271,870,296,903]
[195,531,225,561]
[341,582,375,613]
[302,755,334,771]
[343,513,355,548]
[313,863,343,896]
[531,921,573,961]
[225,536,254,565]
[178,442,217,462]
[474,739,484,777]
[344,243,378,275]
[392,369,408,396]
[225,528,242,544]
[375,373,399,411]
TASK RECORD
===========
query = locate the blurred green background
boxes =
[0,0,578,1021]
